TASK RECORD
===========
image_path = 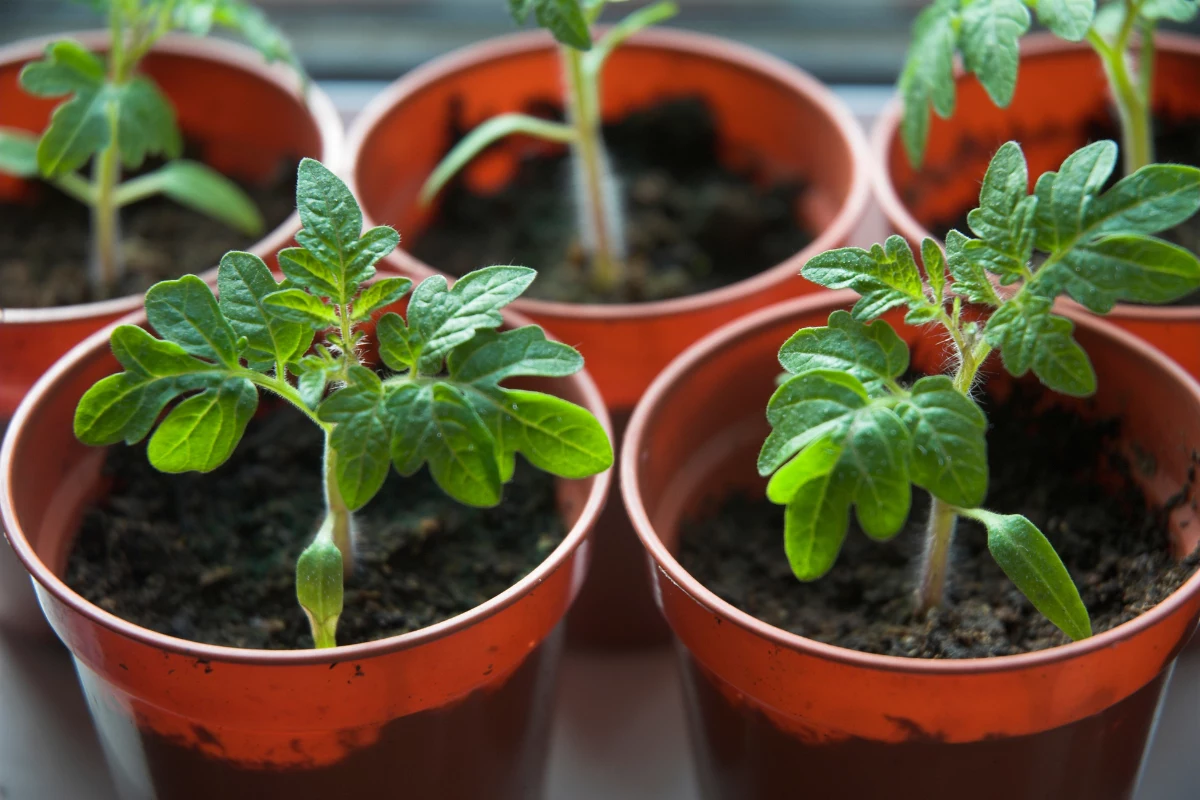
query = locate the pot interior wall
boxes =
[354,35,856,249]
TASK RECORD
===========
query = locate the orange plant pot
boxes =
[0,304,611,799]
[346,28,871,648]
[873,32,1200,377]
[622,291,1200,800]
[0,31,344,421]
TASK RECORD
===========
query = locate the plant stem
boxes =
[915,498,959,615]
[1087,2,1154,174]
[562,44,624,293]
[322,442,355,577]
[89,106,122,298]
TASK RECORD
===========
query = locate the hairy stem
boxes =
[915,498,959,614]
[563,45,624,293]
[323,442,356,577]
[1087,2,1154,174]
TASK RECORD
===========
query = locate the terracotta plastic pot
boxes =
[0,302,612,799]
[346,28,871,648]
[0,31,344,421]
[873,32,1200,377]
[622,290,1200,800]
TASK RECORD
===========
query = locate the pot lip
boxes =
[0,305,613,666]
[870,30,1200,325]
[621,288,1200,675]
[345,27,872,323]
[0,29,345,326]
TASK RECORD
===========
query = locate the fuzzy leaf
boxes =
[217,251,313,370]
[966,142,1038,281]
[984,294,1096,396]
[777,311,909,396]
[377,312,420,374]
[1035,0,1096,40]
[922,237,947,304]
[387,383,503,507]
[147,379,258,473]
[351,277,413,322]
[294,158,400,304]
[898,0,959,167]
[759,370,870,474]
[945,230,1002,305]
[114,76,182,169]
[510,0,593,49]
[145,275,242,367]
[802,236,930,321]
[959,0,1030,108]
[264,288,339,328]
[317,367,392,511]
[897,376,987,508]
[968,509,1092,641]
[783,454,855,581]
[296,536,342,649]
[449,326,585,386]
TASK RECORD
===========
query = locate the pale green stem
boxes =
[323,444,356,578]
[563,45,624,293]
[1087,2,1154,174]
[89,99,122,298]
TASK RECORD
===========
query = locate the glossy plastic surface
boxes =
[622,291,1200,799]
[0,303,612,798]
[872,33,1200,378]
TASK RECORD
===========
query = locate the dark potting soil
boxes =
[0,151,298,309]
[411,96,812,304]
[680,382,1200,659]
[65,407,565,650]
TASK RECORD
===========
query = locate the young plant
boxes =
[0,0,305,298]
[72,158,614,649]
[899,0,1199,174]
[762,139,1200,638]
[419,0,678,294]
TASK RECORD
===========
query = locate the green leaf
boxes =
[510,0,593,50]
[0,128,40,177]
[217,251,313,370]
[129,160,264,236]
[1043,235,1200,311]
[210,0,308,80]
[966,509,1092,641]
[145,275,241,367]
[114,76,182,169]
[278,247,340,300]
[33,84,112,178]
[965,142,1038,282]
[407,267,537,373]
[317,367,391,511]
[263,288,339,329]
[294,356,332,408]
[1140,0,1198,22]
[351,277,413,322]
[19,40,104,97]
[74,325,225,447]
[460,387,612,482]
[984,294,1097,396]
[802,236,929,321]
[296,536,343,649]
[922,238,946,304]
[898,0,959,167]
[294,158,400,303]
[760,370,913,542]
[777,311,909,395]
[896,375,987,508]
[959,0,1030,108]
[1085,163,1200,238]
[1032,140,1118,254]
[767,433,844,505]
[448,326,583,386]
[946,230,1002,306]
[146,379,258,473]
[387,383,503,507]
[377,312,420,374]
[1035,0,1097,39]
[783,466,858,581]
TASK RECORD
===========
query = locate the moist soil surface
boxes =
[681,382,1200,659]
[66,406,565,650]
[0,150,298,309]
[411,96,812,304]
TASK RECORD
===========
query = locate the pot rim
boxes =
[870,30,1200,324]
[621,287,1200,675]
[0,305,614,666]
[0,29,345,325]
[345,27,872,323]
